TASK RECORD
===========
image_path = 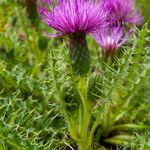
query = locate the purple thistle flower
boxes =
[93,27,132,57]
[37,0,108,76]
[37,0,107,37]
[103,0,142,27]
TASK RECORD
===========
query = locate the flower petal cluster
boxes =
[37,0,107,37]
[103,0,142,26]
[37,0,142,58]
[94,27,132,56]
[93,0,142,57]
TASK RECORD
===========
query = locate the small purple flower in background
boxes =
[93,0,142,58]
[93,27,132,57]
[103,0,142,27]
[37,0,107,37]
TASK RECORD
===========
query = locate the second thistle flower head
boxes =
[93,27,132,57]
[37,0,107,37]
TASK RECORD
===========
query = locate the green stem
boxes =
[78,142,88,150]
[87,120,99,148]
[68,33,90,76]
[67,115,79,141]
[77,77,92,150]
[64,77,92,150]
[63,36,93,149]
[79,77,89,135]
[102,104,115,137]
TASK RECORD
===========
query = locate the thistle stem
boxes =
[66,77,92,150]
[77,77,91,150]
[78,142,88,150]
[66,33,93,149]
[68,33,90,76]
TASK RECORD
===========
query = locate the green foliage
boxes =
[137,0,150,22]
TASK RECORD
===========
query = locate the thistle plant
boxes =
[37,0,108,149]
[0,0,150,150]
[37,0,107,76]
[36,0,150,150]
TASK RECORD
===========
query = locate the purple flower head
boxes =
[93,27,132,56]
[37,0,107,37]
[103,0,142,27]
